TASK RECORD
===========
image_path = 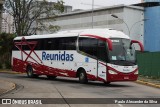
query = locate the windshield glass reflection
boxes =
[109,38,136,65]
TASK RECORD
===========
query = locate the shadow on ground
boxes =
[10,73,133,88]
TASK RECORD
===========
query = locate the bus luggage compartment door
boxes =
[98,61,107,81]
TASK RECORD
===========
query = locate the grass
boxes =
[138,75,160,85]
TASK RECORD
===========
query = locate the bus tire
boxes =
[104,81,111,85]
[79,70,88,84]
[26,66,38,78]
[47,75,57,80]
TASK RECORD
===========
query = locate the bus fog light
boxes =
[108,70,117,74]
[134,70,139,74]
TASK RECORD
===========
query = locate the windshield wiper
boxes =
[111,60,136,65]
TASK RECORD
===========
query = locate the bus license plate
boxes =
[124,76,129,79]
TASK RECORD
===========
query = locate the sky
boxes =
[51,0,142,10]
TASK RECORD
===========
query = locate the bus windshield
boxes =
[109,38,136,66]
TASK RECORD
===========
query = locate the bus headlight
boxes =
[108,70,118,74]
[134,70,139,74]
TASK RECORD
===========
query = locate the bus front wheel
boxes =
[79,70,88,84]
[26,66,38,78]
[104,81,111,85]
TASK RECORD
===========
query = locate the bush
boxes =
[0,33,15,69]
[5,61,11,69]
[0,63,2,69]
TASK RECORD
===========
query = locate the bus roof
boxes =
[14,28,130,40]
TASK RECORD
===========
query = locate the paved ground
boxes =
[0,71,160,107]
[0,79,15,96]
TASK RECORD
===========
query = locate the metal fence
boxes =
[137,52,160,78]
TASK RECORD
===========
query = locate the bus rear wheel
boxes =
[26,66,38,78]
[47,75,57,80]
[79,70,88,84]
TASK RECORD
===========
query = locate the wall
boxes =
[124,8,144,43]
[123,6,144,45]
[144,6,160,52]
[143,0,160,2]
[37,5,144,40]
[45,7,124,33]
[137,52,160,77]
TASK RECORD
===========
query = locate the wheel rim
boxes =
[80,72,85,80]
[28,68,32,76]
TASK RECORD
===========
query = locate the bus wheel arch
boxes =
[76,67,88,84]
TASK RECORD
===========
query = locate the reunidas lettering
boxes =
[42,51,74,61]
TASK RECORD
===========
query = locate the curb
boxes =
[0,79,16,95]
[0,71,24,74]
[135,80,160,89]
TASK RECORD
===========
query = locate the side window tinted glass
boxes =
[98,40,108,62]
[79,37,98,57]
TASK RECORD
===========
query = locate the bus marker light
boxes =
[134,70,139,74]
[108,70,117,74]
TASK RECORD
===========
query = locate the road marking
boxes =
[118,104,124,107]
[54,86,71,107]
[135,80,160,88]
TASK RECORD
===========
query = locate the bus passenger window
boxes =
[44,39,53,50]
[58,37,76,50]
[66,37,76,50]
[79,37,98,58]
[34,39,44,50]
[98,40,108,62]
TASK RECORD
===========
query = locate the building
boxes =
[0,0,4,32]
[38,1,160,52]
[1,12,15,33]
[63,5,72,13]
[31,1,73,34]
[38,5,144,49]
[135,0,160,52]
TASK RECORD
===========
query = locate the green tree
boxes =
[0,33,15,69]
[0,33,15,55]
[4,0,64,36]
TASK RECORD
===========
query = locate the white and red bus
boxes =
[12,28,143,84]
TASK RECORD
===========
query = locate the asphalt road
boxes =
[0,72,160,107]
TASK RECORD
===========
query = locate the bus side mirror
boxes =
[131,40,144,52]
[105,38,112,51]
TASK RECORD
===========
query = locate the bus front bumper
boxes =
[107,71,138,82]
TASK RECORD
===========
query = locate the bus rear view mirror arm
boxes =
[131,40,144,52]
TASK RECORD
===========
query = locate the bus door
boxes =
[97,61,107,81]
[97,40,107,81]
